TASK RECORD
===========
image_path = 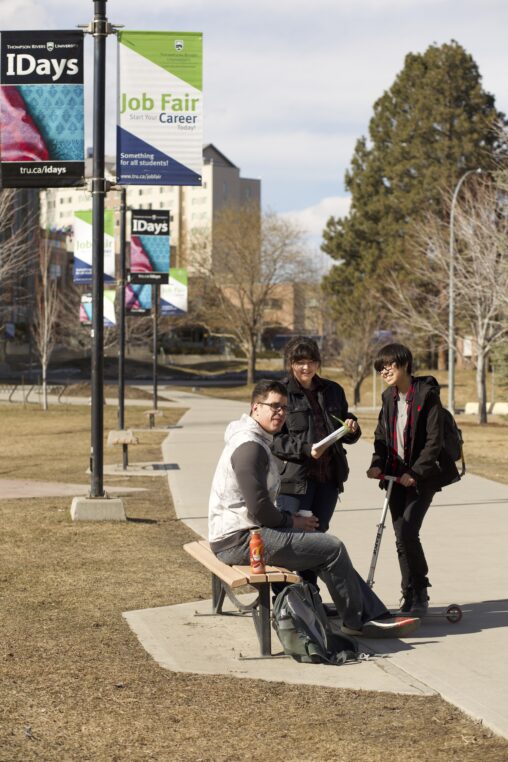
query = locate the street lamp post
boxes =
[448,167,482,414]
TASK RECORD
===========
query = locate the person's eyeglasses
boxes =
[257,402,288,413]
[293,359,318,368]
[378,363,397,376]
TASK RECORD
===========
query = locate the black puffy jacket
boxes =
[370,375,460,490]
[270,375,361,495]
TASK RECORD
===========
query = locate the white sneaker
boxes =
[342,616,420,638]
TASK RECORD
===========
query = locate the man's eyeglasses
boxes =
[257,402,288,413]
[378,363,397,376]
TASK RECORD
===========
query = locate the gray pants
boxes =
[217,528,388,630]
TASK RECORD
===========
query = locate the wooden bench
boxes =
[107,429,139,469]
[184,539,300,656]
[144,409,163,429]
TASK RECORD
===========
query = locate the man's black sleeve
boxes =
[231,441,293,529]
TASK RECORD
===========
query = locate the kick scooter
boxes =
[366,475,463,624]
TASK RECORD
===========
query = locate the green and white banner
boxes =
[117,31,203,186]
[160,268,188,315]
[73,210,115,283]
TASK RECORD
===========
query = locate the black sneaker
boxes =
[342,616,421,639]
[410,589,429,617]
[399,589,413,613]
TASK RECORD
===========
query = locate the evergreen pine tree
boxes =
[322,41,507,292]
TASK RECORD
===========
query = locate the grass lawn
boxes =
[1,401,508,760]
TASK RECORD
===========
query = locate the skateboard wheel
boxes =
[446,604,462,623]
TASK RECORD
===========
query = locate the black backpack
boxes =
[272,582,365,665]
[442,408,466,477]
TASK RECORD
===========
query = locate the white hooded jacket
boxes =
[208,413,291,549]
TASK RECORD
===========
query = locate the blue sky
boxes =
[2,0,508,260]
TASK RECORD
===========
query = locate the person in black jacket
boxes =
[367,343,460,616]
[271,337,361,589]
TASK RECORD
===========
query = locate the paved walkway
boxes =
[120,388,508,740]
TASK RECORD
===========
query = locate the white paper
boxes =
[313,425,349,450]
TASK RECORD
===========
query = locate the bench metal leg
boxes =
[209,574,273,656]
[251,583,271,656]
[211,573,226,614]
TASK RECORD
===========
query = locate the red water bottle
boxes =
[249,529,265,574]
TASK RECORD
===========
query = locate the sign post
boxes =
[117,187,127,469]
[90,0,108,499]
[71,0,125,521]
[152,284,159,411]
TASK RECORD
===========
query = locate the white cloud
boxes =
[282,196,350,237]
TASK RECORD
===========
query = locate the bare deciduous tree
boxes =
[322,276,387,405]
[192,205,314,384]
[386,182,508,423]
[0,190,38,359]
[32,232,60,409]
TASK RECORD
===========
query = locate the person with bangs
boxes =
[270,336,361,593]
[367,343,459,615]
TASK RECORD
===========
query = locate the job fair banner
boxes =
[117,31,202,186]
[125,283,152,315]
[80,291,117,328]
[0,30,84,187]
[130,209,170,284]
[160,269,188,316]
[73,210,115,284]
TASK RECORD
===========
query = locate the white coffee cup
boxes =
[297,509,313,517]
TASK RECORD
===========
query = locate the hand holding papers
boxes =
[311,419,352,459]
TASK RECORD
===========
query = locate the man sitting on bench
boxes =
[208,379,420,638]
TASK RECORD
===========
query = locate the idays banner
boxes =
[117,31,203,186]
[0,30,84,188]
[160,269,188,316]
[125,283,152,315]
[80,291,116,328]
[73,210,115,284]
[130,209,170,284]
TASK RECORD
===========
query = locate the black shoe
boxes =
[410,589,429,616]
[322,603,338,618]
[399,589,413,613]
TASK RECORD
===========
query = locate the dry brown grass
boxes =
[60,382,169,402]
[1,402,508,761]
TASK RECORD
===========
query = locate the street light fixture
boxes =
[448,167,482,414]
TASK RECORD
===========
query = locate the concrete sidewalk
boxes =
[124,388,508,740]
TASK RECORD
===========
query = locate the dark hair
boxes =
[374,343,413,374]
[251,379,287,405]
[283,336,321,373]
